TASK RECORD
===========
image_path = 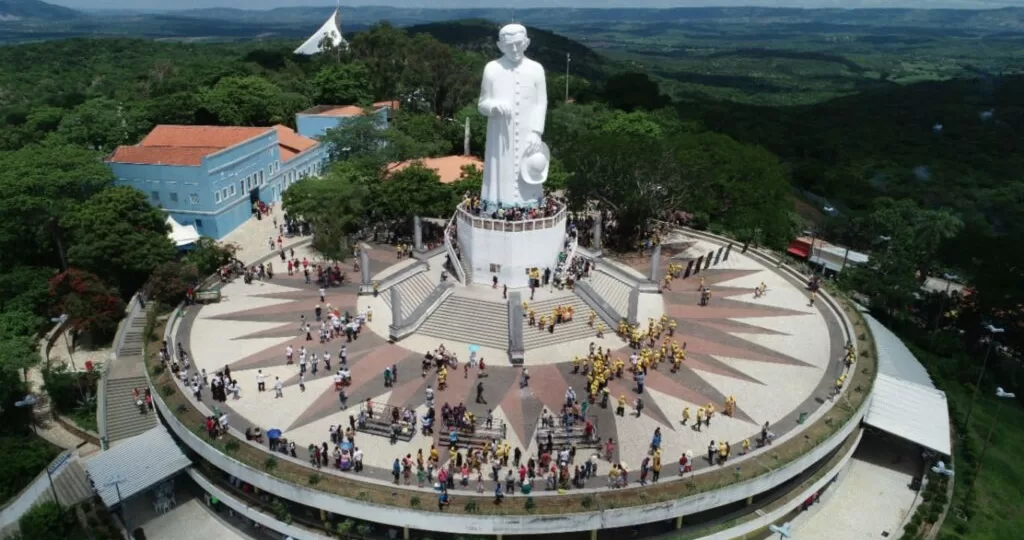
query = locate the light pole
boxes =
[963,387,1016,505]
[565,53,571,103]
[963,324,1005,429]
[105,474,131,536]
[15,394,39,435]
[49,314,77,372]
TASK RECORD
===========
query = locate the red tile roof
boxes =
[108,125,318,166]
[303,100,398,118]
[389,155,482,184]
[272,125,318,162]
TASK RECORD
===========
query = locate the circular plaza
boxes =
[161,224,861,538]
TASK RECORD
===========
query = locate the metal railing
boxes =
[455,202,567,232]
[555,235,579,283]
[443,213,467,285]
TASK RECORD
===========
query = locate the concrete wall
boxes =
[457,211,566,288]
[151,358,869,535]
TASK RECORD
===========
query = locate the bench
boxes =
[354,403,417,442]
[437,422,507,448]
[535,417,601,450]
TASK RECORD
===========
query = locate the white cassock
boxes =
[478,56,547,208]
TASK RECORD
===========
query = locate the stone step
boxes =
[418,295,508,351]
[522,295,598,350]
[587,271,631,319]
[104,375,157,443]
[393,272,437,321]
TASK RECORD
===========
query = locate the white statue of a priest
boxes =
[478,23,549,209]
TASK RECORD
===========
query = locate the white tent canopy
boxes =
[294,9,347,55]
[167,216,199,247]
[85,426,192,508]
[862,312,952,456]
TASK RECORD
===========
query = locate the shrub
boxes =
[224,440,240,454]
[903,522,919,537]
[308,473,322,485]
[524,496,536,512]
[161,384,175,397]
[145,262,200,305]
[355,524,372,536]
[336,519,353,534]
[464,500,478,513]
[264,456,278,471]
[0,436,61,504]
[19,502,77,540]
[410,495,420,508]
[581,495,594,509]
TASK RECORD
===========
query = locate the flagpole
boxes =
[565,53,571,103]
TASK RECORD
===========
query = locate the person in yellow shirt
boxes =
[668,319,677,337]
[682,407,691,426]
[706,403,715,427]
[741,439,750,455]
[616,394,627,417]
[588,310,597,327]
[695,407,705,432]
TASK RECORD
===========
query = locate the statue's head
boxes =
[497,24,529,63]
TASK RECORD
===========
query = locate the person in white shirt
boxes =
[285,345,293,364]
[274,377,284,398]
[257,370,266,392]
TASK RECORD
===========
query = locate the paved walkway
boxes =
[793,431,922,539]
[176,225,847,491]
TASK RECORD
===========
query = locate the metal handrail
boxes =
[443,213,466,285]
[456,202,567,232]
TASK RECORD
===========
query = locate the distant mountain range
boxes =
[0,0,78,20]
[2,1,1024,42]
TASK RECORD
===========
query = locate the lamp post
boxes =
[15,394,39,435]
[963,324,1005,429]
[105,474,131,536]
[49,314,77,372]
[963,387,1016,505]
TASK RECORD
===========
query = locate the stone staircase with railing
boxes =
[381,271,437,321]
[102,302,158,446]
[522,294,598,350]
[417,295,508,351]
[104,376,156,444]
[585,270,632,321]
[443,214,467,284]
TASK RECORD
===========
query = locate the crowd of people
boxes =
[461,195,564,222]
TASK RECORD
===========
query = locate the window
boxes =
[259,170,265,185]
[189,193,199,205]
[169,192,178,203]
[195,219,203,230]
[230,185,237,196]
[151,191,160,202]
[215,191,221,203]
[239,181,244,194]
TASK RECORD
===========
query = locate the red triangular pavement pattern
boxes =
[387,376,429,408]
[665,302,807,321]
[679,353,764,385]
[528,364,572,417]
[643,368,757,425]
[692,319,789,336]
[604,376,675,430]
[342,345,414,400]
[209,299,307,320]
[226,343,292,372]
[499,381,527,446]
[247,289,319,301]
[691,269,763,286]
[287,383,344,431]
[435,362,475,408]
[232,322,303,341]
[681,334,811,368]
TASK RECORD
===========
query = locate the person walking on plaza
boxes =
[274,377,283,398]
[257,370,266,392]
[476,381,486,404]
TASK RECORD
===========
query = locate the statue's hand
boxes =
[524,132,542,155]
[491,101,515,117]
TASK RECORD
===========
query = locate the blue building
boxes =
[295,101,395,139]
[107,124,328,239]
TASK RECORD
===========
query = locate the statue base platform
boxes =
[455,203,567,289]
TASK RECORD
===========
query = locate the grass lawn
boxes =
[940,385,1024,540]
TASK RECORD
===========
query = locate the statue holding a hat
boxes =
[478,23,549,209]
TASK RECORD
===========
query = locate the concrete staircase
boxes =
[522,294,597,350]
[418,295,508,351]
[382,272,437,321]
[105,376,158,443]
[586,271,632,320]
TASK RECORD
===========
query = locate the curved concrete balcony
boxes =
[456,201,567,233]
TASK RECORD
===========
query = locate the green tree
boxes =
[372,163,451,223]
[183,237,238,277]
[349,23,411,100]
[313,63,373,105]
[0,266,55,317]
[199,76,290,126]
[18,501,77,540]
[146,261,200,305]
[321,113,444,174]
[282,170,368,261]
[0,335,37,380]
[62,186,176,297]
[0,145,113,271]
[55,97,145,152]
[49,269,126,340]
[601,72,670,112]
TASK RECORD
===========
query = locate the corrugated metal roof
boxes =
[865,373,952,456]
[85,425,191,508]
[864,314,936,388]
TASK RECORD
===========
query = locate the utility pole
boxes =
[565,53,571,103]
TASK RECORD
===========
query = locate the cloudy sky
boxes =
[48,0,1024,12]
